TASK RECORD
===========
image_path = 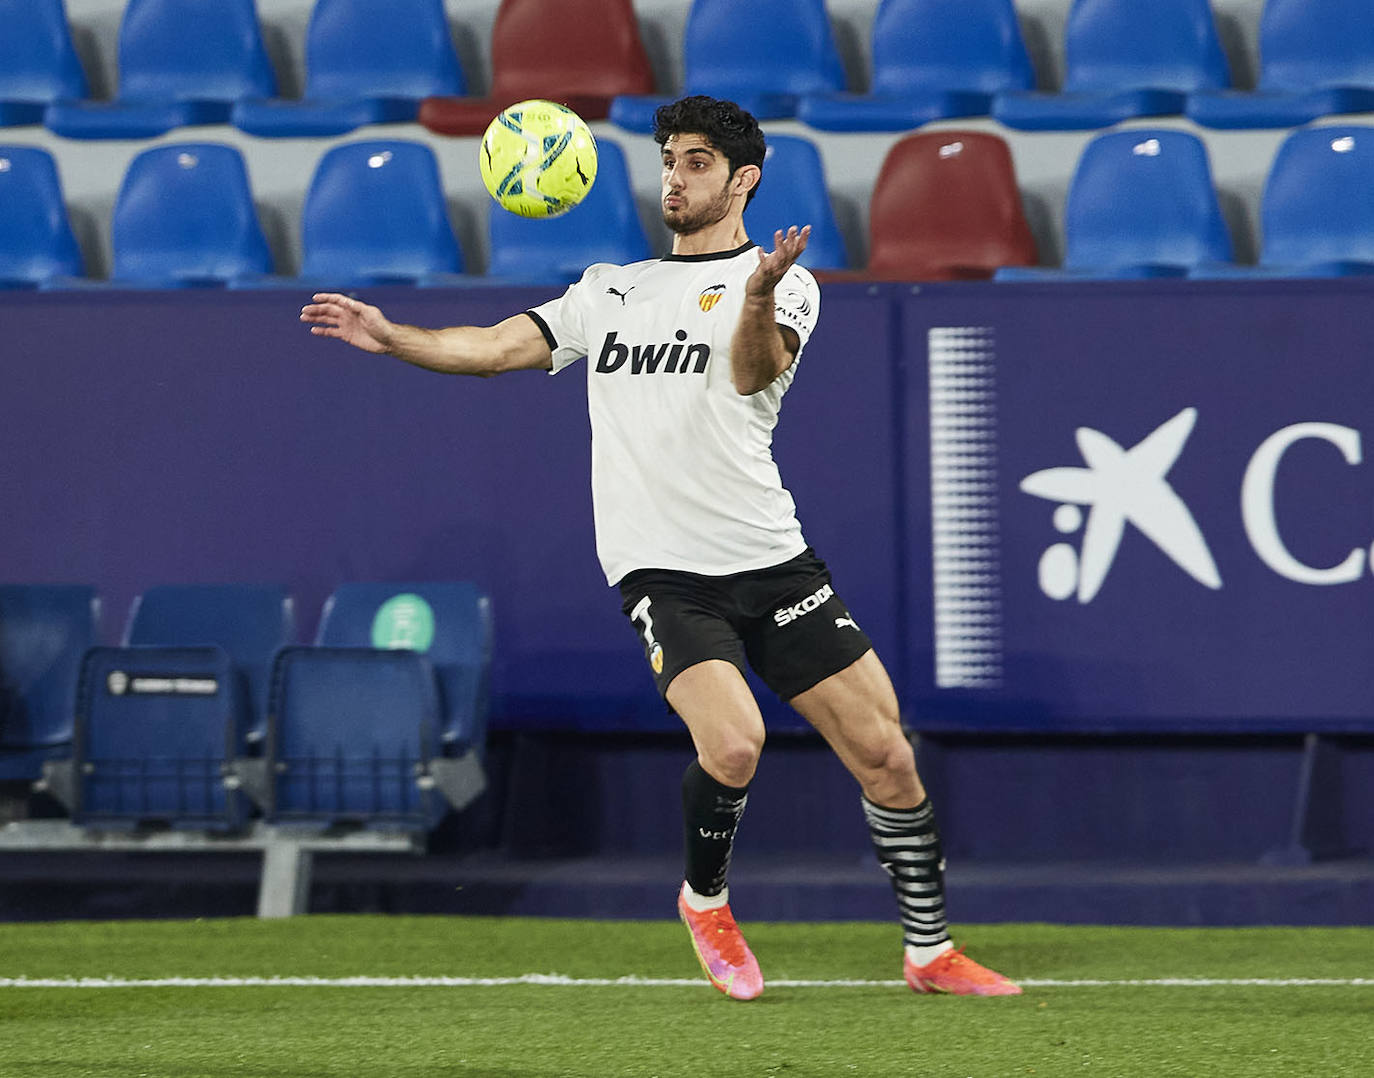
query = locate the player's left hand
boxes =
[746,225,811,298]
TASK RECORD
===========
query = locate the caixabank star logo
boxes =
[1019,407,1221,603]
[925,325,1374,692]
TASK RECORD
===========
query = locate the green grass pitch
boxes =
[1,917,1371,1077]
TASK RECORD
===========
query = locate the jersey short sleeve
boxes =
[774,265,820,355]
[526,264,608,372]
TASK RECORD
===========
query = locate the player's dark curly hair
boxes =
[652,95,766,205]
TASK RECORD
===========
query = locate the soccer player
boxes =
[300,95,1019,1000]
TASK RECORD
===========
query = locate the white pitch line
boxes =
[0,975,1371,989]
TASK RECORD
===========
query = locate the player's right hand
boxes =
[299,293,393,354]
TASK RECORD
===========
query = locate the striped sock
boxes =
[862,796,952,955]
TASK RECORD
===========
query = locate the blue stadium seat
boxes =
[742,135,849,270]
[996,130,1233,280]
[0,585,99,781]
[120,584,296,748]
[1192,126,1374,278]
[266,582,493,830]
[799,0,1034,132]
[609,0,845,132]
[312,582,492,754]
[76,644,248,829]
[0,0,88,127]
[300,140,464,286]
[267,649,446,830]
[66,585,284,827]
[111,143,273,287]
[1187,0,1374,129]
[486,140,650,282]
[993,0,1230,130]
[231,0,464,138]
[43,0,276,139]
[0,146,85,288]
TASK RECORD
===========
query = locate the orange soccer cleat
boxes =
[904,946,1022,996]
[677,884,764,1001]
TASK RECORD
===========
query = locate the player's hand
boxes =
[299,293,394,355]
[746,225,811,298]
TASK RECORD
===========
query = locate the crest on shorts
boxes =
[649,642,664,674]
[698,284,726,312]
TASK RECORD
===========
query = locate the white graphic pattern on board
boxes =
[928,327,1003,689]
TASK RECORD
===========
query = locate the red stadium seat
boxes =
[862,131,1037,281]
[418,0,654,136]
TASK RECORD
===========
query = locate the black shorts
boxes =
[617,548,874,703]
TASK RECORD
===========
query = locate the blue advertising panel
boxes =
[0,285,899,733]
[902,280,1374,732]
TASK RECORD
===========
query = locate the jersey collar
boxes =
[661,241,756,263]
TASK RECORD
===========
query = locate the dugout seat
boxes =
[742,136,849,270]
[111,143,274,287]
[995,130,1233,280]
[299,140,464,286]
[0,145,85,288]
[75,644,248,829]
[1187,0,1374,129]
[799,0,1034,132]
[863,131,1036,280]
[265,582,492,830]
[609,0,846,132]
[43,0,276,140]
[486,139,650,283]
[418,0,654,136]
[992,0,1230,130]
[231,0,464,138]
[69,584,294,829]
[0,0,88,127]
[119,584,296,749]
[1191,126,1374,278]
[0,585,99,782]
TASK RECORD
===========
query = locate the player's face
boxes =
[660,134,737,235]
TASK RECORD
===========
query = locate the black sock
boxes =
[681,760,749,897]
[862,796,951,950]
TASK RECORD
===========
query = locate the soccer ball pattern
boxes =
[479,100,598,219]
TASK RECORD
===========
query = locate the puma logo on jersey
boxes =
[835,616,859,631]
[594,330,711,375]
[774,583,835,625]
[606,286,634,305]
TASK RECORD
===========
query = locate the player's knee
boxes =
[702,726,765,787]
[851,722,917,788]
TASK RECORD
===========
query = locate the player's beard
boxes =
[662,178,734,235]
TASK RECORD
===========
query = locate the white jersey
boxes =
[527,241,821,585]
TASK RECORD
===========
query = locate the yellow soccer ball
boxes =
[479,99,598,218]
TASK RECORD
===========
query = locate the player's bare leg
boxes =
[791,651,1021,996]
[666,660,766,1000]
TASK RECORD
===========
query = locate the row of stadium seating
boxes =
[0,582,491,832]
[3,0,1373,141]
[5,121,1374,286]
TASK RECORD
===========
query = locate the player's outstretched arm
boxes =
[300,293,552,376]
[731,226,811,395]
